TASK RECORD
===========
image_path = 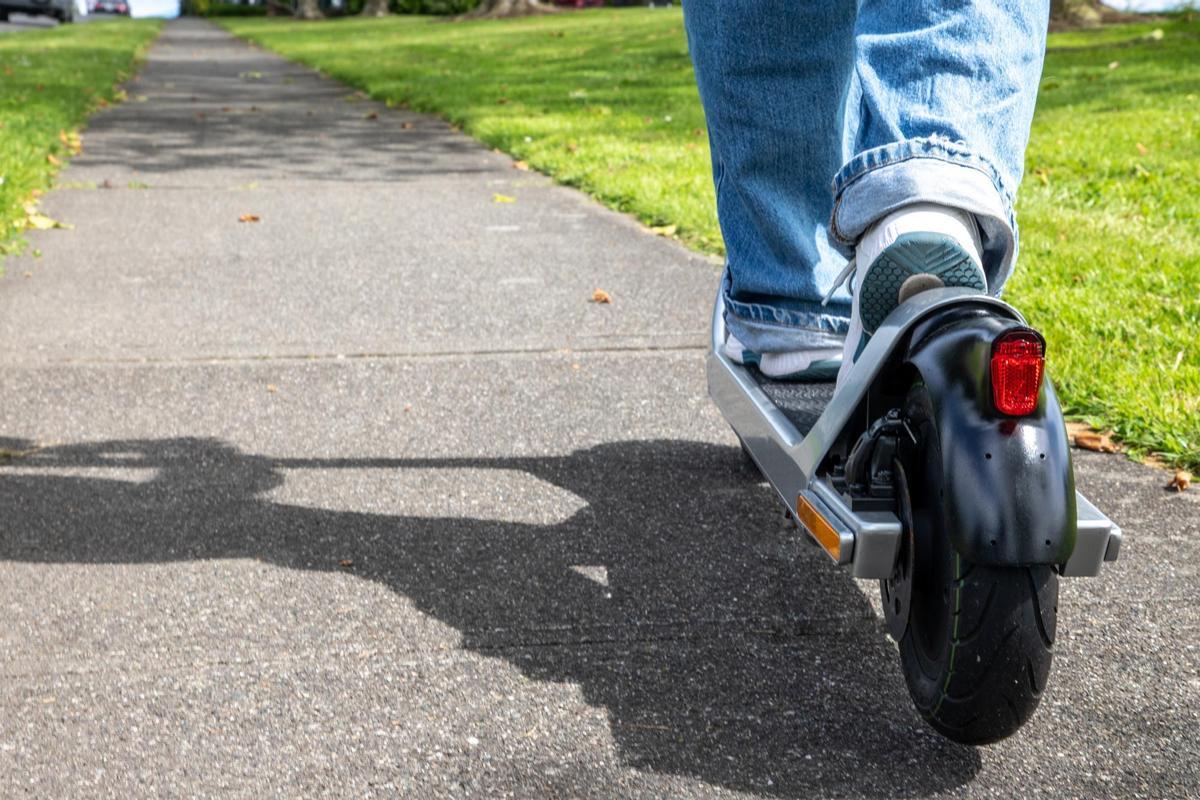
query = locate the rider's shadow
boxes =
[0,436,980,797]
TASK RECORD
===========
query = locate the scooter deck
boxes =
[750,370,836,438]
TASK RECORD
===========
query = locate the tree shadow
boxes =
[0,436,981,797]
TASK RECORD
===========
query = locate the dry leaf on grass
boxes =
[46,154,62,167]
[1065,422,1119,454]
[492,193,516,204]
[512,160,530,171]
[591,288,612,304]
[650,224,677,237]
[58,130,82,155]
[238,214,261,223]
[1167,470,1192,492]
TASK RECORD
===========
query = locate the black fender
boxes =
[905,309,1076,566]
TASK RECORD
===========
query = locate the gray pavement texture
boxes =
[1,18,1197,800]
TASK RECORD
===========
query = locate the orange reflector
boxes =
[797,495,841,562]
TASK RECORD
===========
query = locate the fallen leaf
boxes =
[512,160,530,171]
[1135,142,1149,156]
[25,213,70,231]
[401,121,413,130]
[1033,167,1049,186]
[566,140,579,153]
[1108,60,1120,70]
[492,194,516,204]
[650,224,677,237]
[46,154,62,167]
[1067,422,1119,454]
[238,214,261,223]
[496,97,509,105]
[266,383,278,393]
[0,445,41,460]
[23,271,32,279]
[591,288,612,304]
[1168,470,1192,492]
[365,111,379,120]
[339,559,354,568]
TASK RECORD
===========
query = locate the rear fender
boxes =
[906,310,1077,566]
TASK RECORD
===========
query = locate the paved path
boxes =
[1,19,1197,799]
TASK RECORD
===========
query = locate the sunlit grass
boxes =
[224,11,1200,468]
[0,19,162,257]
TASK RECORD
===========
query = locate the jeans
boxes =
[683,0,1050,352]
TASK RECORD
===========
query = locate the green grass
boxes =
[224,11,1200,469]
[0,19,161,257]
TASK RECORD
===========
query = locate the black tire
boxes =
[889,383,1058,745]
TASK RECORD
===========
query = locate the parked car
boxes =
[90,0,129,12]
[0,0,77,21]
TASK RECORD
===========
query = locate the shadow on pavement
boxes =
[0,436,981,797]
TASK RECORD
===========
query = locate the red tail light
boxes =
[991,330,1045,416]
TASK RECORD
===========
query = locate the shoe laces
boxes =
[820,256,857,307]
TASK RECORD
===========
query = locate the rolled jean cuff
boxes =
[830,138,1019,294]
[723,283,849,354]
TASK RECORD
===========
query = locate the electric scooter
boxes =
[708,285,1121,744]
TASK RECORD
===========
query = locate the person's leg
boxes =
[833,0,1050,352]
[684,0,856,378]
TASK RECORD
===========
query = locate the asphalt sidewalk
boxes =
[1,18,1196,799]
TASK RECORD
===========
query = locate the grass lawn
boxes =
[0,19,161,258]
[223,11,1200,469]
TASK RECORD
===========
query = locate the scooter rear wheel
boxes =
[888,383,1059,744]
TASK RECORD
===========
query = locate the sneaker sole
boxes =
[857,232,985,334]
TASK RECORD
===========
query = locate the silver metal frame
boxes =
[707,289,1121,579]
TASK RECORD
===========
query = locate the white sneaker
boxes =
[833,204,986,386]
[725,334,842,381]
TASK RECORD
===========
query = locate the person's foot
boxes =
[724,334,842,381]
[836,203,986,386]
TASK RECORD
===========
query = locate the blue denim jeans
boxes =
[684,0,1050,352]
